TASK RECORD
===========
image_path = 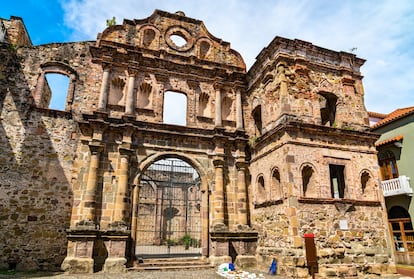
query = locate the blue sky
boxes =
[1,0,414,114]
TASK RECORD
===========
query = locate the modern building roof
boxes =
[371,106,414,129]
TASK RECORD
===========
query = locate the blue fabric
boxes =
[269,258,277,275]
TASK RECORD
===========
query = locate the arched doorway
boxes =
[135,158,202,258]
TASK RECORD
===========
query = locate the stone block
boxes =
[61,257,94,274]
[103,257,127,273]
[235,255,257,269]
[209,255,232,266]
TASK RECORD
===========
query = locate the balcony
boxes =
[381,176,413,197]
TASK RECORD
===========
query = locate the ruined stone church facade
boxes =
[0,11,396,277]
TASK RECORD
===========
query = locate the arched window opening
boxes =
[45,73,70,110]
[360,171,372,194]
[136,158,201,256]
[257,175,266,203]
[252,105,262,136]
[319,92,337,126]
[271,169,281,200]
[302,166,315,197]
[378,150,399,180]
[163,91,187,126]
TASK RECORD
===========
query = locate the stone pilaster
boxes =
[214,83,222,127]
[212,157,225,228]
[236,161,248,226]
[79,143,103,227]
[125,71,135,115]
[235,85,244,130]
[98,66,110,111]
[112,147,132,227]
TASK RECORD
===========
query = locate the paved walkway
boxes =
[0,268,413,279]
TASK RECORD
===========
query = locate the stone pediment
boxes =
[95,10,246,70]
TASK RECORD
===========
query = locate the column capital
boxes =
[213,157,225,168]
[233,80,245,90]
[236,160,247,170]
[127,68,138,77]
[119,146,133,157]
[88,143,103,154]
[213,81,224,91]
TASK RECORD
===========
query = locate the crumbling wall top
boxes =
[248,36,365,85]
[0,16,32,47]
[95,9,246,71]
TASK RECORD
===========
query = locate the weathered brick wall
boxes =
[0,32,83,270]
[253,203,393,278]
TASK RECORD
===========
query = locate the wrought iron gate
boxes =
[135,158,202,258]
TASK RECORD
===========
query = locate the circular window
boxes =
[170,34,187,47]
[165,27,193,51]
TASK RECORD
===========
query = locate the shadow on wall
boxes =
[0,44,75,271]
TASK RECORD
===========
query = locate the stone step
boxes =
[130,257,213,271]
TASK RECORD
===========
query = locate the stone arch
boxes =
[360,169,377,200]
[256,174,266,203]
[196,37,212,59]
[33,62,78,110]
[301,163,317,198]
[131,152,209,256]
[270,167,282,200]
[133,152,208,193]
[137,25,161,50]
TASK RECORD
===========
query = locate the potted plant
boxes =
[182,234,192,250]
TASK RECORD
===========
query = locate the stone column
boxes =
[112,147,132,226]
[125,72,135,115]
[215,84,222,127]
[98,67,110,111]
[236,88,244,130]
[130,184,140,258]
[212,157,225,228]
[81,144,102,225]
[236,161,248,226]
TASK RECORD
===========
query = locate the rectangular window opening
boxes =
[329,164,345,199]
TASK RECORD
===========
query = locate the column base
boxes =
[61,257,94,274]
[103,257,127,273]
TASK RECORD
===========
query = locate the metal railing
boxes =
[381,175,412,197]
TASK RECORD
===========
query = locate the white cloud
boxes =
[62,0,414,114]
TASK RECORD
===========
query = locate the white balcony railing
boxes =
[381,176,413,197]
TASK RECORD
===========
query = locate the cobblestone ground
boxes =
[0,269,290,279]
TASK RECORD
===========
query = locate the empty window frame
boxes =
[252,105,262,136]
[163,91,187,126]
[329,164,345,198]
[319,92,338,126]
[45,73,70,110]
